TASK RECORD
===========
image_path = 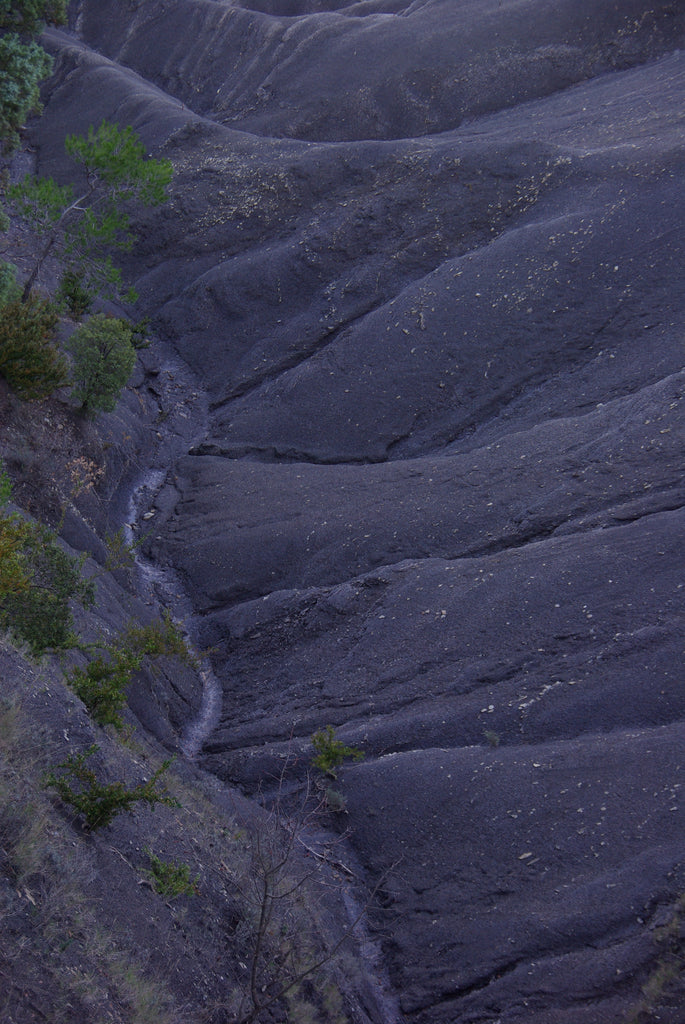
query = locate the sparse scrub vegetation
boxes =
[628,893,685,1023]
[0,689,186,1023]
[44,744,179,831]
[311,725,363,778]
[1,627,370,1023]
[231,783,354,1024]
[144,848,199,898]
[70,615,193,729]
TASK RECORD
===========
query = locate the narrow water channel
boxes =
[125,466,222,758]
[120,361,403,1023]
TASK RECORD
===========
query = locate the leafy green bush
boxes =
[69,651,136,729]
[70,615,192,729]
[0,514,94,654]
[0,295,67,399]
[125,614,191,663]
[44,745,179,831]
[0,33,52,151]
[144,849,199,898]
[311,725,363,778]
[66,314,136,415]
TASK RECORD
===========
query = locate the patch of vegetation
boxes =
[311,725,363,779]
[69,649,137,729]
[144,849,199,899]
[125,614,192,663]
[0,1,68,36]
[102,526,139,575]
[0,510,94,654]
[66,313,137,415]
[0,33,52,152]
[483,729,500,748]
[0,1,66,152]
[44,744,179,831]
[324,786,347,813]
[0,294,67,399]
[0,462,11,505]
[0,509,31,599]
[57,266,93,318]
[0,259,21,305]
[69,614,193,729]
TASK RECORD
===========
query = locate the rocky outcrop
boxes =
[25,1,685,1020]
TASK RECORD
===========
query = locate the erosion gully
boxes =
[118,356,402,1024]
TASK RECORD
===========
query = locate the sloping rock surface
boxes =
[33,1,685,1020]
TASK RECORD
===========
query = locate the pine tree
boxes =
[10,120,173,304]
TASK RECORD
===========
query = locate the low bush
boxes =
[144,849,199,898]
[125,614,191,663]
[311,725,363,778]
[0,295,67,399]
[44,745,179,831]
[69,651,136,729]
[70,614,192,728]
[0,514,94,654]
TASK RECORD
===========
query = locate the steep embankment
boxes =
[21,1,685,1021]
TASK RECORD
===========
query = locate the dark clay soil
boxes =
[8,0,685,1021]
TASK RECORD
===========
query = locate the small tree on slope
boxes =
[66,313,136,416]
[9,120,172,304]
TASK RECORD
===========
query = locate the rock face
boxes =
[33,2,685,1020]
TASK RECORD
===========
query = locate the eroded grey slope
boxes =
[33,3,685,1021]
[75,0,685,142]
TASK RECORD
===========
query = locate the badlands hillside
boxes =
[2,1,685,1022]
